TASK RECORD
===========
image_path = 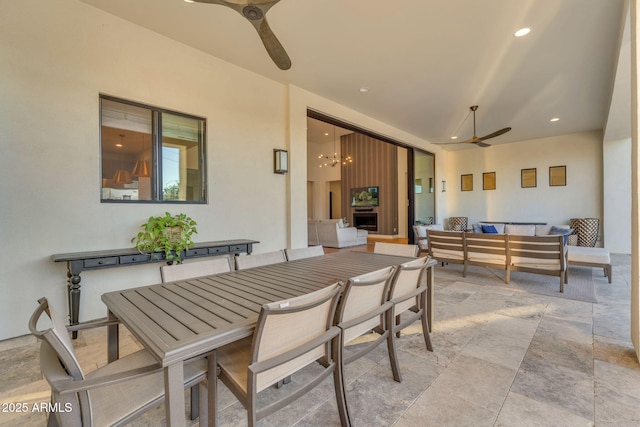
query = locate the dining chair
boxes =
[284,245,325,261]
[385,257,433,382]
[234,250,287,270]
[160,256,232,282]
[214,282,351,427]
[335,266,398,380]
[29,297,211,427]
[373,241,419,257]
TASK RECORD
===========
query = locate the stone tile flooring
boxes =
[1,254,638,426]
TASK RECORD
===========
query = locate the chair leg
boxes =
[208,352,218,427]
[385,310,402,383]
[333,334,352,427]
[198,381,208,426]
[560,273,564,293]
[419,292,433,352]
[190,385,199,420]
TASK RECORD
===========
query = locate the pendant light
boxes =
[113,135,133,184]
[132,134,151,177]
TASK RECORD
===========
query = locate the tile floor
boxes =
[1,254,639,426]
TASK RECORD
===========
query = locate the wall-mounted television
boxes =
[351,186,379,207]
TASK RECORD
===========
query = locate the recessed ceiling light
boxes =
[514,27,531,37]
[550,117,560,122]
[115,143,123,147]
[450,136,458,140]
[359,87,370,93]
[184,0,195,3]
[324,132,329,136]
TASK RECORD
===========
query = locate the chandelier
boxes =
[318,125,353,168]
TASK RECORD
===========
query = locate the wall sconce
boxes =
[429,177,434,193]
[274,149,288,174]
[442,180,447,192]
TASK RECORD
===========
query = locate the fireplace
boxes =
[353,212,378,231]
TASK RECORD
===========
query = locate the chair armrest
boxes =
[66,318,121,332]
[389,285,427,306]
[51,363,162,395]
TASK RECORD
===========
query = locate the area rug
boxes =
[434,263,597,303]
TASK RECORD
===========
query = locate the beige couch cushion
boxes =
[505,224,535,236]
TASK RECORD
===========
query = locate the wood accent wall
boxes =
[340,133,398,235]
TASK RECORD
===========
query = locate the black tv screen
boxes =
[351,186,379,207]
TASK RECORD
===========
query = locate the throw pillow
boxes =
[472,223,483,233]
[481,224,499,234]
[337,219,345,228]
[549,226,573,245]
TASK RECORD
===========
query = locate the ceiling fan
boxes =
[439,105,511,148]
[191,0,291,70]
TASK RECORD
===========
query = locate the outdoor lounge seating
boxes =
[29,297,210,427]
[427,230,567,291]
[567,246,612,283]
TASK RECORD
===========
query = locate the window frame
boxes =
[99,94,207,204]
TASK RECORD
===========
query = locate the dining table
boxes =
[101,250,436,426]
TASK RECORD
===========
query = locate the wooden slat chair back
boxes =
[235,250,286,270]
[373,242,419,257]
[426,230,466,271]
[386,257,433,382]
[284,245,325,261]
[464,233,511,283]
[160,257,232,282]
[215,283,350,427]
[29,298,209,427]
[508,234,567,292]
[335,266,397,373]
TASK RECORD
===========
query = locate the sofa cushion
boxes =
[504,224,535,236]
[481,224,499,234]
[567,246,610,264]
[548,226,574,244]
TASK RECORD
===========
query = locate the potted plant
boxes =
[131,212,198,263]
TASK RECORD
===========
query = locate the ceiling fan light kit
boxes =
[191,0,292,70]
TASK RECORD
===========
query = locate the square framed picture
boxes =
[521,168,536,188]
[483,172,496,190]
[549,165,566,186]
[461,174,473,191]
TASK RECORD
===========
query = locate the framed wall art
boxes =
[483,172,496,190]
[461,174,473,191]
[549,165,566,186]
[521,168,537,188]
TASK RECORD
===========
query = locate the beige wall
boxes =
[0,1,442,340]
[446,131,604,233]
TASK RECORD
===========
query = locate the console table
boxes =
[52,239,258,336]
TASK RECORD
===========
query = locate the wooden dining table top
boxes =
[101,250,433,367]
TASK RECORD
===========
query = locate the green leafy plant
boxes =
[131,212,198,263]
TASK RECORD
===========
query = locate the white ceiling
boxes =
[80,0,628,150]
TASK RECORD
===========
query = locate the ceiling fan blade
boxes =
[473,141,491,148]
[253,18,292,70]
[191,0,291,70]
[477,127,511,141]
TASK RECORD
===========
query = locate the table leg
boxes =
[66,261,83,339]
[107,310,119,363]
[164,363,186,427]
